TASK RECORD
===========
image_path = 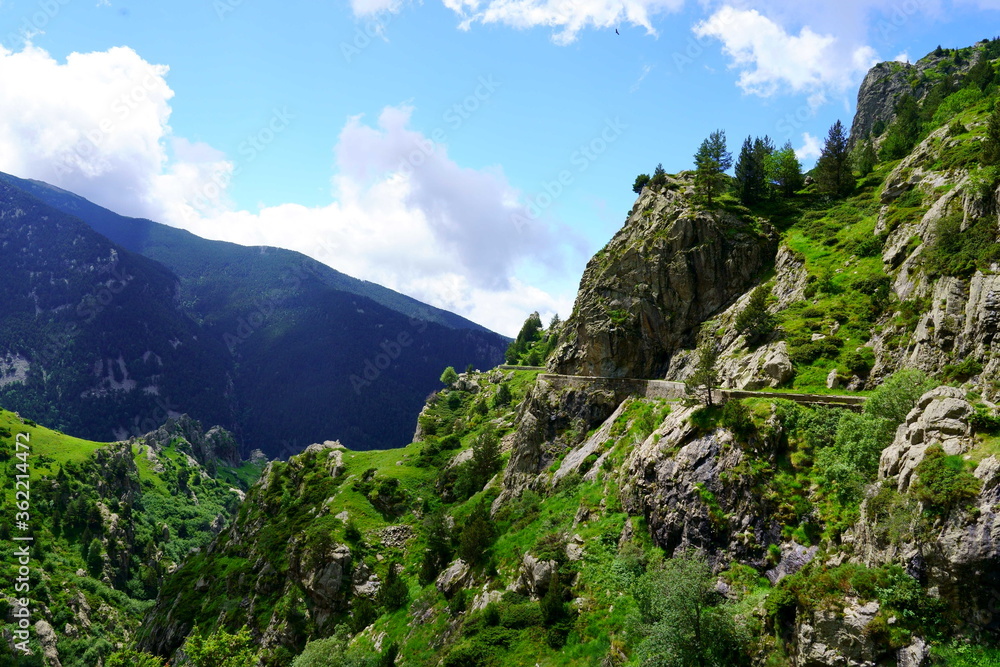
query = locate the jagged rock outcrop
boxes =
[549,175,778,379]
[141,414,244,468]
[863,120,1000,399]
[878,386,975,491]
[850,50,979,145]
[853,387,1000,632]
[495,375,627,508]
[793,599,882,667]
[617,403,781,567]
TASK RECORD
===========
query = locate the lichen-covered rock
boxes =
[794,599,881,667]
[509,554,558,599]
[878,386,975,492]
[435,559,471,597]
[549,176,778,379]
[618,404,781,567]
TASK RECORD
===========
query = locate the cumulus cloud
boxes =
[0,44,579,335]
[180,105,583,333]
[693,6,879,100]
[0,44,229,222]
[795,132,823,161]
[442,0,684,45]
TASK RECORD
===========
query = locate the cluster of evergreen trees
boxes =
[504,312,560,366]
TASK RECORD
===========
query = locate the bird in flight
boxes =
[615,28,619,35]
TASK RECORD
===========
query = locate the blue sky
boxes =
[0,0,996,334]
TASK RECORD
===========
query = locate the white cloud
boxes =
[894,51,910,63]
[442,0,684,45]
[0,43,229,222]
[693,6,879,98]
[795,132,822,161]
[180,105,583,334]
[0,44,578,336]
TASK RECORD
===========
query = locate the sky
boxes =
[0,0,996,336]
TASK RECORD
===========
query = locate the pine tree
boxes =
[736,135,774,204]
[693,130,732,206]
[651,163,668,187]
[816,120,853,197]
[768,141,804,196]
[419,509,452,585]
[734,284,775,344]
[685,340,719,406]
[458,502,495,565]
[632,173,651,193]
[983,101,1000,166]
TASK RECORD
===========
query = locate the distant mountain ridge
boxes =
[0,174,508,455]
[0,171,491,333]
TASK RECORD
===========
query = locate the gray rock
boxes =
[435,559,471,597]
[879,387,975,492]
[301,545,352,606]
[765,543,818,585]
[509,554,558,599]
[549,178,778,379]
[34,620,61,667]
[826,368,841,390]
[795,599,880,667]
[762,342,794,386]
[897,637,929,667]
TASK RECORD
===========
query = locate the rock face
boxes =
[864,121,1000,400]
[850,50,978,144]
[142,414,245,468]
[549,176,778,379]
[854,387,1000,633]
[617,404,781,567]
[495,375,628,507]
[794,599,882,667]
[878,386,975,492]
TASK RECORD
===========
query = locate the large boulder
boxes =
[879,386,974,493]
[794,599,881,667]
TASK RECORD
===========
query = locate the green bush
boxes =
[106,650,165,667]
[911,445,982,517]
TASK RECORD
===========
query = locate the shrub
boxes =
[633,173,651,193]
[720,400,754,439]
[911,445,982,517]
[106,650,165,667]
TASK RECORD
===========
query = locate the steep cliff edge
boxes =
[549,173,778,378]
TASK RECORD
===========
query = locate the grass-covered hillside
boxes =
[136,363,1000,667]
[0,409,262,666]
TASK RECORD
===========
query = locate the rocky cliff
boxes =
[123,41,1000,667]
[549,173,778,379]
